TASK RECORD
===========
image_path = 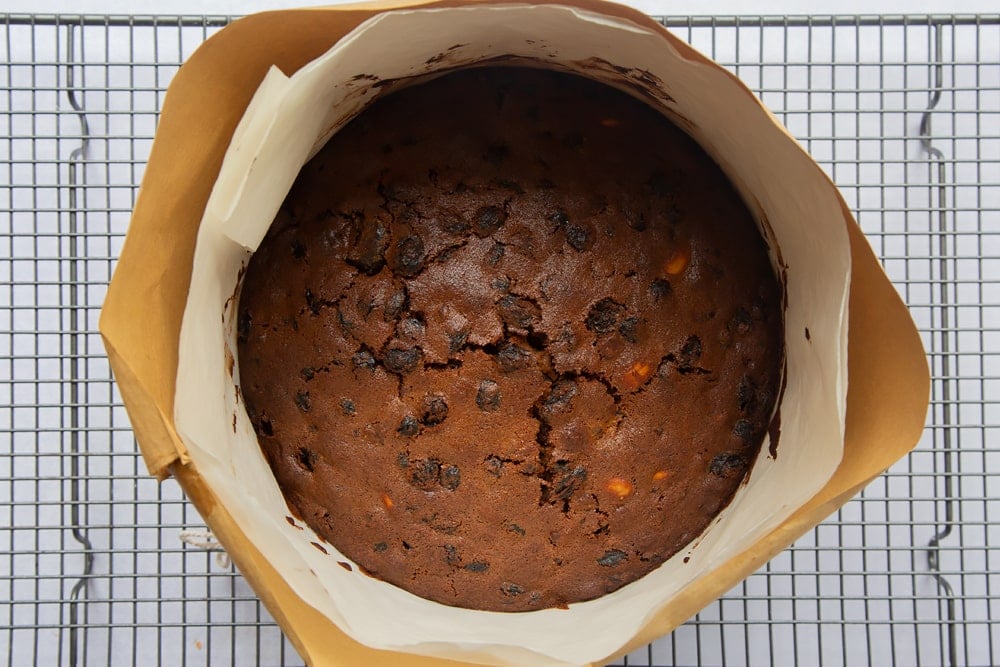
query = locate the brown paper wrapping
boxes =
[100,1,929,665]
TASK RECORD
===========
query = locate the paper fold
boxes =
[174,4,850,666]
[99,2,929,666]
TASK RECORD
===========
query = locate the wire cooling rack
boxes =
[1,12,997,667]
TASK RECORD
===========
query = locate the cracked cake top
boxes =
[236,66,783,611]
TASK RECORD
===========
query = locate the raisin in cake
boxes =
[237,66,783,612]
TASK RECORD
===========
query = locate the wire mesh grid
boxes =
[0,12,996,667]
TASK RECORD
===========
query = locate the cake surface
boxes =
[237,66,783,612]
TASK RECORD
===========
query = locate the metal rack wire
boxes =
[0,13,996,667]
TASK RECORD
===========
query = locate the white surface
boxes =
[4,0,998,15]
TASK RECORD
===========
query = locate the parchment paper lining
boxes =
[174,5,851,667]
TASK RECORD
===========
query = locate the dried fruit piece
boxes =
[664,246,690,275]
[464,561,489,573]
[397,415,419,437]
[624,206,648,231]
[585,298,625,334]
[733,419,754,442]
[347,219,390,275]
[622,362,651,391]
[709,452,747,478]
[652,470,669,481]
[606,477,633,500]
[397,316,426,340]
[381,493,394,509]
[383,288,407,321]
[410,458,442,491]
[440,464,461,491]
[597,549,628,567]
[476,379,502,412]
[565,224,591,251]
[487,241,506,266]
[649,278,672,301]
[500,582,525,597]
[420,394,449,425]
[391,235,426,277]
[352,349,377,370]
[618,316,639,343]
[440,211,470,235]
[680,335,703,365]
[542,379,577,414]
[548,210,569,225]
[384,346,422,374]
[498,295,540,331]
[550,464,587,501]
[444,544,461,565]
[737,377,758,413]
[473,205,507,237]
[484,455,503,478]
[497,342,532,373]
[297,447,317,472]
[447,329,469,354]
[305,287,323,315]
[294,390,311,413]
[237,310,252,343]
[425,514,460,534]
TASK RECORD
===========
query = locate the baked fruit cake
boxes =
[236,66,783,612]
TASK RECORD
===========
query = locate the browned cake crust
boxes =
[237,67,783,612]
